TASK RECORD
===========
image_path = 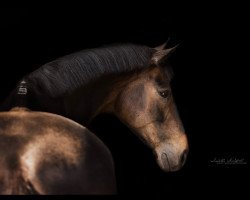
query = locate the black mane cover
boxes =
[26,44,155,98]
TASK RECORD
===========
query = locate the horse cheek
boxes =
[115,84,147,127]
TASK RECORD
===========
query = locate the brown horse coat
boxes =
[0,107,116,194]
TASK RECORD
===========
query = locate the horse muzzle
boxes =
[155,135,189,172]
[157,149,188,172]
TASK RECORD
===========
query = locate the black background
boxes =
[0,5,248,196]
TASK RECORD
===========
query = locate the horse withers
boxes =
[0,107,116,194]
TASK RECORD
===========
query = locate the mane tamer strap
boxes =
[17,80,27,95]
[14,80,29,108]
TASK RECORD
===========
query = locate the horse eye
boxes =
[159,90,169,98]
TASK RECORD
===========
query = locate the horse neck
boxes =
[61,72,136,125]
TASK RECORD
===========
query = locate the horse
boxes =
[1,42,189,192]
[0,107,116,194]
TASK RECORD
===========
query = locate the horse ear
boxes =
[154,42,168,51]
[154,38,170,51]
[152,44,179,64]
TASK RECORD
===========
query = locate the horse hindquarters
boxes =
[0,109,116,194]
[23,129,116,194]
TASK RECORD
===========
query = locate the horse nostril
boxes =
[161,153,170,171]
[180,149,188,166]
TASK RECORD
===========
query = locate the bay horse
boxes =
[0,107,116,194]
[1,43,188,193]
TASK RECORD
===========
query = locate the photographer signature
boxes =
[210,157,247,165]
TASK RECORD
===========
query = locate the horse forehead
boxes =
[141,66,165,80]
[148,66,163,75]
